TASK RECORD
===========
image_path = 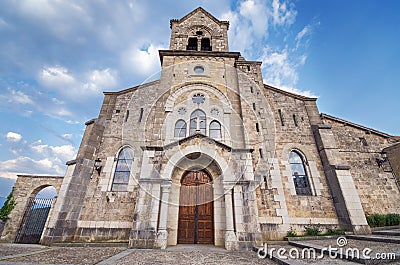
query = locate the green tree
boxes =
[0,190,16,221]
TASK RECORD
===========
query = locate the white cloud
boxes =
[54,108,73,117]
[296,25,311,41]
[6,132,22,142]
[10,90,34,105]
[38,65,119,99]
[0,172,19,179]
[239,0,270,36]
[30,142,76,162]
[18,0,91,41]
[0,139,78,180]
[260,47,316,97]
[65,120,80,124]
[0,156,65,179]
[0,89,35,106]
[122,43,165,79]
[39,66,76,87]
[49,145,75,160]
[83,68,118,91]
[221,0,298,57]
[62,134,73,139]
[272,0,297,26]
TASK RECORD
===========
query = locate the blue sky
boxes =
[0,0,399,202]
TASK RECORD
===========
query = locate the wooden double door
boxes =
[178,170,214,244]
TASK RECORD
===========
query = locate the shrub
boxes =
[326,227,346,235]
[366,213,400,228]
[286,226,297,237]
[0,190,16,221]
[386,213,400,226]
[304,223,321,236]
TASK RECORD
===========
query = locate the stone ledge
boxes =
[331,165,351,170]
[85,118,96,125]
[316,124,332,129]
[346,234,400,244]
[16,174,64,179]
[66,159,76,166]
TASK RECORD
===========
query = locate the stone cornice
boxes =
[142,133,232,152]
[159,50,240,64]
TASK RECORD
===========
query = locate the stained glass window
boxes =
[289,151,312,195]
[112,147,134,191]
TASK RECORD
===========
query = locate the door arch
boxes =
[177,170,214,244]
[15,186,57,244]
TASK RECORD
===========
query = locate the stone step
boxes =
[288,241,365,264]
[254,244,357,265]
[346,235,400,244]
[288,238,400,264]
[372,231,400,237]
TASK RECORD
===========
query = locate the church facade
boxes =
[2,8,400,250]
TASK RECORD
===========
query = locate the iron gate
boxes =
[15,197,54,244]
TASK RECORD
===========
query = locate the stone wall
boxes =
[253,85,339,240]
[0,175,63,243]
[322,116,400,216]
[41,117,107,244]
[384,142,400,189]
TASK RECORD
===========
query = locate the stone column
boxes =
[223,187,238,250]
[312,124,370,234]
[157,181,171,249]
[129,180,160,248]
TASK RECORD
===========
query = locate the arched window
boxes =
[209,120,221,139]
[289,151,312,195]
[187,37,198,51]
[174,120,187,138]
[189,110,206,135]
[201,38,211,51]
[112,147,134,191]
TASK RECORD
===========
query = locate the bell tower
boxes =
[169,7,229,52]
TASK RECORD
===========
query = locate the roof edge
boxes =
[320,113,392,138]
[103,79,160,96]
[170,7,229,29]
[264,84,317,101]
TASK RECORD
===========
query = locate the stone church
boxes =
[2,7,400,250]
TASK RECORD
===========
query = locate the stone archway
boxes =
[0,175,63,243]
[165,152,227,247]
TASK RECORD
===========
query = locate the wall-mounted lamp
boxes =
[376,152,388,168]
[94,158,102,175]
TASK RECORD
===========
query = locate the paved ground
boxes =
[0,244,276,265]
[0,238,399,265]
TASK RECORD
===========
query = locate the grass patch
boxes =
[366,213,400,228]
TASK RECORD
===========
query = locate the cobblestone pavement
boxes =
[0,244,49,258]
[304,238,400,256]
[1,239,399,265]
[0,244,276,265]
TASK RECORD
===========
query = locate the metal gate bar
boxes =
[15,197,54,244]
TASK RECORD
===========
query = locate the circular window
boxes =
[194,66,204,74]
[210,108,219,116]
[192,93,205,104]
[178,107,186,115]
[196,31,203,36]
